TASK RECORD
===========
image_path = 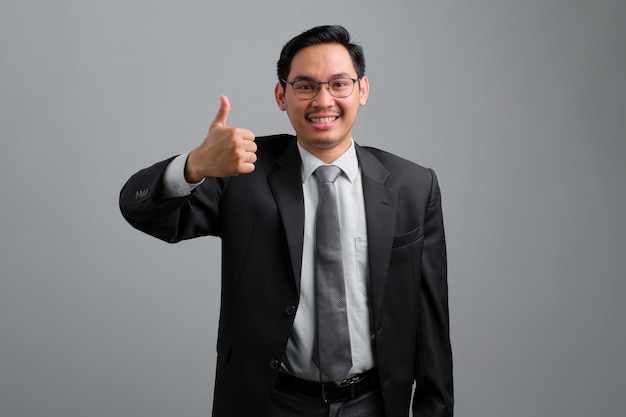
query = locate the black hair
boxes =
[277,25,365,86]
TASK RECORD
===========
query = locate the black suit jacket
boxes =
[120,134,453,417]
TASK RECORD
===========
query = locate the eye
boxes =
[330,79,353,90]
[294,81,316,91]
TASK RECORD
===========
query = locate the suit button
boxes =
[269,359,280,370]
[285,305,297,316]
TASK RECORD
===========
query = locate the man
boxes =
[120,25,453,417]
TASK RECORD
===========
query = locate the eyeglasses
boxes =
[281,77,359,100]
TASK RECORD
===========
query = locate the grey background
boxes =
[1,0,624,416]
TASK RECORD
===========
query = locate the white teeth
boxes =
[310,117,336,124]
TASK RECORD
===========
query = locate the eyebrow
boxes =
[291,72,355,82]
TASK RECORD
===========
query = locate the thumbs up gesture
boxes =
[185,95,257,182]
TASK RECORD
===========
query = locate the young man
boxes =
[120,25,453,417]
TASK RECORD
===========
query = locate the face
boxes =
[275,43,369,163]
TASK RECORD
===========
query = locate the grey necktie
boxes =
[313,165,353,384]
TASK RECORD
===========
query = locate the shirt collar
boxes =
[297,139,359,184]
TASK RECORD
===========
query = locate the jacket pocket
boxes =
[392,226,424,248]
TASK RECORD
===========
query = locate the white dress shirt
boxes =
[283,140,374,382]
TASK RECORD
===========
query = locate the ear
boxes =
[274,82,286,111]
[358,76,369,106]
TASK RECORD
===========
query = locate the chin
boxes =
[310,137,345,149]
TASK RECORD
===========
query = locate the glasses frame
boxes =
[281,77,360,100]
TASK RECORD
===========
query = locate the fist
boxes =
[185,95,256,182]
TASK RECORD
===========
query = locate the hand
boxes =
[184,95,257,182]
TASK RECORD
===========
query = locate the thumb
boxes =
[210,95,230,128]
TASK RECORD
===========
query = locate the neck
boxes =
[297,137,352,164]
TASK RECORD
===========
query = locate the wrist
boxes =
[184,151,205,183]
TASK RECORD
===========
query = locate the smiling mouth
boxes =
[309,116,338,125]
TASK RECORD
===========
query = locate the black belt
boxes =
[275,369,379,404]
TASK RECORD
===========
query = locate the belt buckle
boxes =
[321,376,361,404]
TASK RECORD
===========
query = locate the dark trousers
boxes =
[263,387,386,417]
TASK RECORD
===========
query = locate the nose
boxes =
[312,83,335,106]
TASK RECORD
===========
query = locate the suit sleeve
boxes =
[119,157,227,243]
[413,169,454,416]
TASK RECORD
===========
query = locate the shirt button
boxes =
[269,359,280,370]
[285,305,297,316]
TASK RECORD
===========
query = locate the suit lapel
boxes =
[268,139,305,292]
[355,145,397,321]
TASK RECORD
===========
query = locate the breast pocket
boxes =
[392,226,424,248]
[389,226,425,292]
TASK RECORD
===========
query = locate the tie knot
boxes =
[314,165,342,184]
